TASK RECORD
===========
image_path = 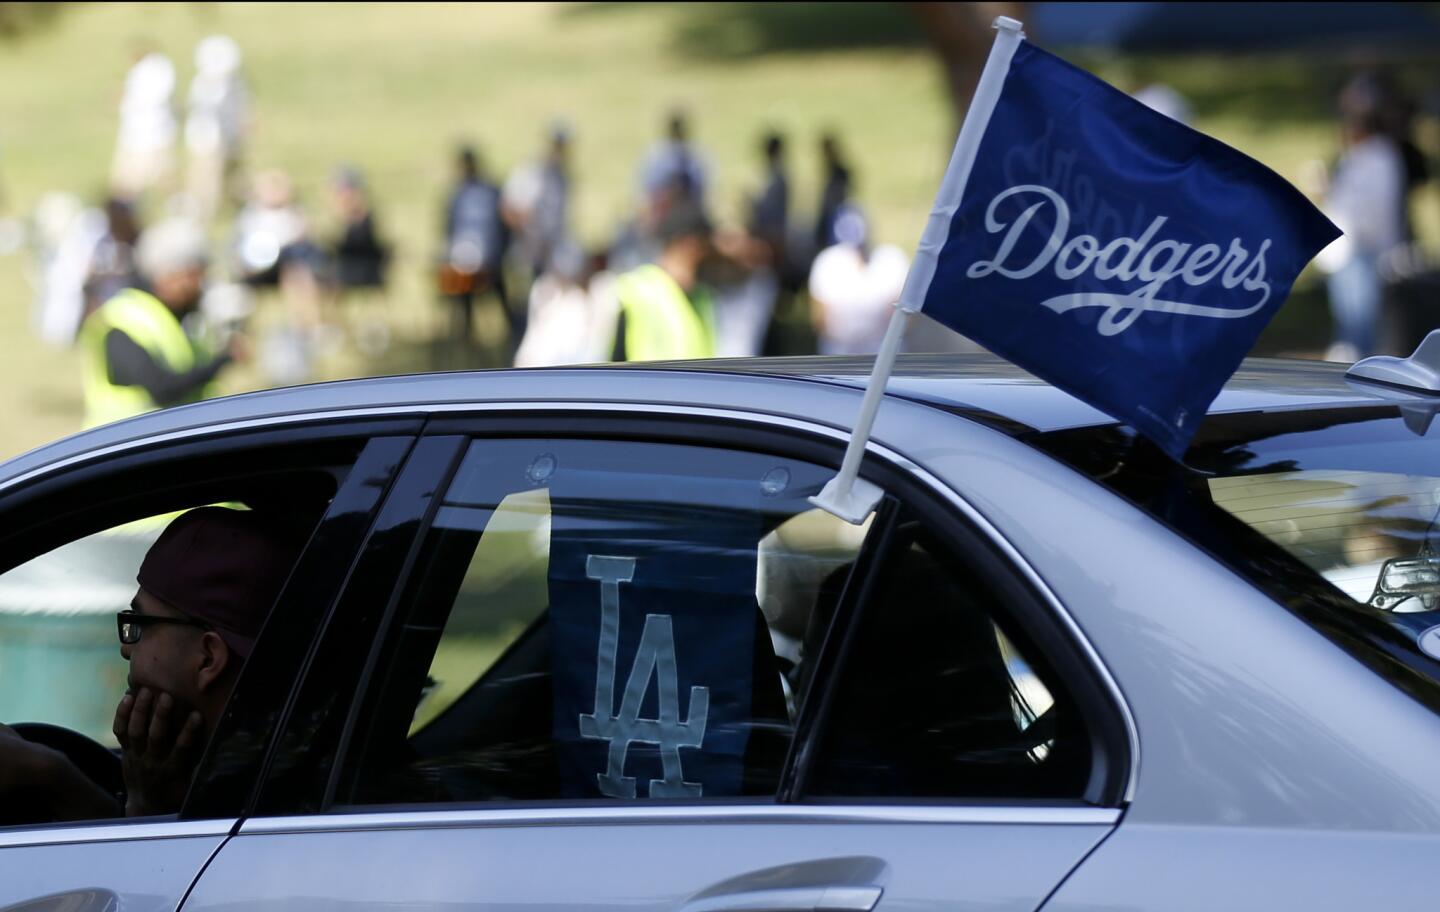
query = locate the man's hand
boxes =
[113,687,204,817]
[0,722,121,822]
[225,331,252,365]
[0,722,48,793]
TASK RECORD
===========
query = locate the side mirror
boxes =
[1369,554,1440,611]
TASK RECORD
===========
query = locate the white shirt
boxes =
[118,53,177,150]
[186,70,247,154]
[1326,135,1406,258]
[808,243,909,355]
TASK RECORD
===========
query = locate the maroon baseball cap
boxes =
[136,507,304,660]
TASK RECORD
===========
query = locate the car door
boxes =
[183,414,1129,912]
[0,422,416,911]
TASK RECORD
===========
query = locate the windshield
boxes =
[1032,403,1440,715]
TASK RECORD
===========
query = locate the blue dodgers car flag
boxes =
[812,17,1339,522]
[905,22,1340,459]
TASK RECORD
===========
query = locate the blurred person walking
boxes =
[330,166,391,356]
[230,169,332,381]
[606,181,668,276]
[502,122,572,283]
[608,199,717,361]
[439,144,511,360]
[748,131,789,270]
[710,241,777,358]
[111,44,178,201]
[331,167,387,292]
[79,217,244,428]
[638,109,710,211]
[807,205,908,355]
[83,198,143,321]
[1318,73,1409,361]
[513,242,614,367]
[33,194,105,348]
[231,169,313,290]
[741,130,804,356]
[697,131,795,358]
[184,35,249,223]
[1354,70,1429,241]
[814,132,853,251]
[33,196,141,348]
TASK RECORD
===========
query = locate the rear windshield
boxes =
[1033,404,1440,715]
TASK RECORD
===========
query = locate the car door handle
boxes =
[681,885,883,912]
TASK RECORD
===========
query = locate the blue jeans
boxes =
[1327,253,1381,357]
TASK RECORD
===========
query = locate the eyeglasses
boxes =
[116,610,210,645]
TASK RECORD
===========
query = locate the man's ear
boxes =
[196,631,232,692]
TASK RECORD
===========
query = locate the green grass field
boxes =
[0,2,1433,459]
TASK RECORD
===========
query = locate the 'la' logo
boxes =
[579,555,710,798]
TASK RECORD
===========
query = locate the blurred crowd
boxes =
[21,36,1440,431]
[1137,70,1437,363]
[25,36,918,430]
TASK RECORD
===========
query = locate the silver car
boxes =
[0,352,1437,912]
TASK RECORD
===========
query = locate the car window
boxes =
[333,438,872,807]
[406,486,552,736]
[0,505,292,749]
[804,522,1092,800]
[0,433,388,828]
[0,521,162,745]
[1207,470,1439,608]
[0,498,328,828]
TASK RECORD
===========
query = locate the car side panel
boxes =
[1043,822,1440,912]
[183,816,1113,912]
[0,826,225,911]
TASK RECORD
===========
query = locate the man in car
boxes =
[0,507,302,821]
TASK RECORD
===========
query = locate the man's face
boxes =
[154,266,206,314]
[333,183,365,219]
[677,233,714,269]
[120,588,205,709]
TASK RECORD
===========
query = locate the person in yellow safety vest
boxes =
[79,216,246,428]
[611,198,717,361]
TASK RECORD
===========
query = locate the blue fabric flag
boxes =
[917,41,1341,457]
[546,456,760,801]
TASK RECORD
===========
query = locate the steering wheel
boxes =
[11,722,124,801]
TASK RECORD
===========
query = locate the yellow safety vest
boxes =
[79,288,214,428]
[613,264,716,361]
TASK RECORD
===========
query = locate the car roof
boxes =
[0,352,1387,489]
[678,352,1378,430]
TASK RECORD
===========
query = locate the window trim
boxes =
[0,818,234,849]
[793,505,1104,803]
[0,412,429,498]
[779,495,902,801]
[264,404,1136,815]
[0,418,421,564]
[185,434,419,820]
[322,436,471,809]
[238,803,1119,836]
[249,435,470,817]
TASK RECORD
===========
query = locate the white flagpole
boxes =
[809,15,1027,524]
